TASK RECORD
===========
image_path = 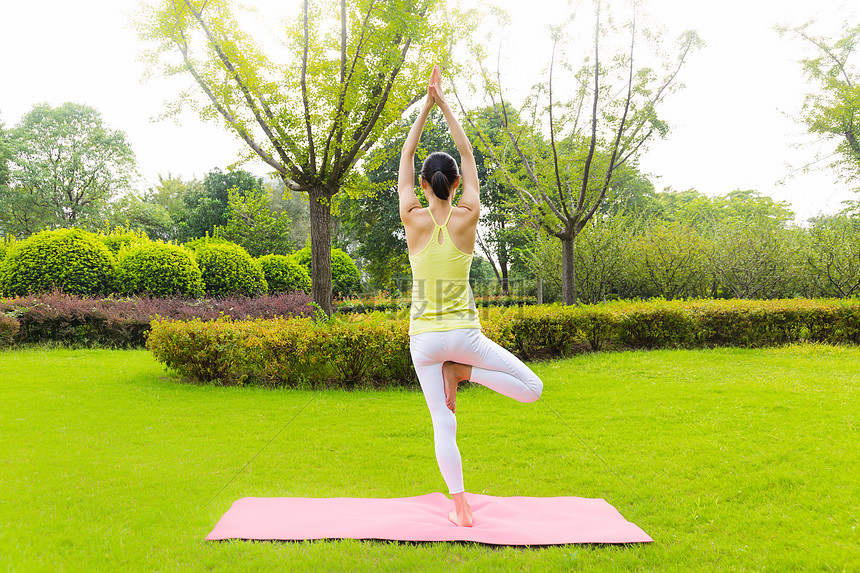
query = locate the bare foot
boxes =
[442,361,471,413]
[448,492,474,527]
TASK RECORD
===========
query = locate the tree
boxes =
[214,186,294,257]
[0,103,136,236]
[460,0,702,304]
[806,214,860,297]
[631,221,711,299]
[140,0,458,314]
[103,194,176,241]
[173,168,263,242]
[778,23,860,186]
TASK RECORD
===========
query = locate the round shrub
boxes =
[117,241,205,298]
[0,228,117,296]
[258,254,311,294]
[293,246,361,297]
[195,242,268,297]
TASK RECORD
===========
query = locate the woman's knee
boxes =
[523,376,543,402]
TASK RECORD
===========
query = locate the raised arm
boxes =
[398,86,434,223]
[429,68,480,217]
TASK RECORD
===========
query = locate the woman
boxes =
[398,66,544,527]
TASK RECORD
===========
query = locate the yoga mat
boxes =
[205,493,652,545]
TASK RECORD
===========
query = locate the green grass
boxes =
[0,344,857,572]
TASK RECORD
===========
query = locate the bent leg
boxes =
[450,329,544,403]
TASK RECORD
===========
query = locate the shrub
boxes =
[0,228,117,297]
[117,242,205,298]
[195,242,268,296]
[0,291,313,348]
[0,314,19,348]
[0,236,18,265]
[258,254,311,294]
[615,300,696,348]
[97,226,150,256]
[294,246,362,297]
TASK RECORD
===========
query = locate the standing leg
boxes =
[410,334,465,495]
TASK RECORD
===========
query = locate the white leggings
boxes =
[409,328,544,494]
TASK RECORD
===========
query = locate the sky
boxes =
[1,0,858,223]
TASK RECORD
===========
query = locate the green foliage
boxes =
[294,246,361,298]
[146,313,413,388]
[779,23,860,185]
[0,102,136,235]
[194,242,267,297]
[0,235,17,264]
[257,254,311,295]
[146,298,860,388]
[96,225,151,255]
[214,186,293,257]
[806,215,860,297]
[138,0,465,313]
[179,170,264,242]
[632,221,712,299]
[0,228,117,296]
[102,194,176,242]
[117,241,205,298]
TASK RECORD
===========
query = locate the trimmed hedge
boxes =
[194,242,268,296]
[0,228,117,297]
[144,298,860,388]
[146,313,413,389]
[117,242,205,298]
[258,254,311,295]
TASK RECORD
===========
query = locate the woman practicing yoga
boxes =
[398,66,544,527]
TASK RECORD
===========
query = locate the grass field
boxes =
[0,344,857,572]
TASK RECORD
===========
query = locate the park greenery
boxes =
[1,5,859,570]
[0,3,858,312]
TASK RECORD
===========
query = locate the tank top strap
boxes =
[427,206,454,228]
[441,206,454,227]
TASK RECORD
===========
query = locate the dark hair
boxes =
[420,151,459,200]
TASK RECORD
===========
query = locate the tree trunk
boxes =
[309,186,334,315]
[499,240,510,295]
[536,276,543,305]
[561,234,577,305]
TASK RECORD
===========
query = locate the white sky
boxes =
[2,0,858,222]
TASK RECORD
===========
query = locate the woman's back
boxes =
[407,206,480,335]
[404,204,478,256]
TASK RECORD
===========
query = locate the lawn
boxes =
[0,344,857,571]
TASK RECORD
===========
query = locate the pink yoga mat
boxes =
[205,493,653,545]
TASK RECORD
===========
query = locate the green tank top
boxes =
[408,207,481,335]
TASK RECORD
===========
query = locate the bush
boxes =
[195,242,268,296]
[0,228,117,297]
[0,236,18,265]
[146,312,413,388]
[258,254,311,294]
[117,241,205,298]
[0,290,313,348]
[0,314,19,348]
[294,246,361,297]
[97,227,150,256]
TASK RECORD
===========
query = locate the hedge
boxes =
[144,298,860,388]
[0,290,313,348]
[0,228,117,297]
